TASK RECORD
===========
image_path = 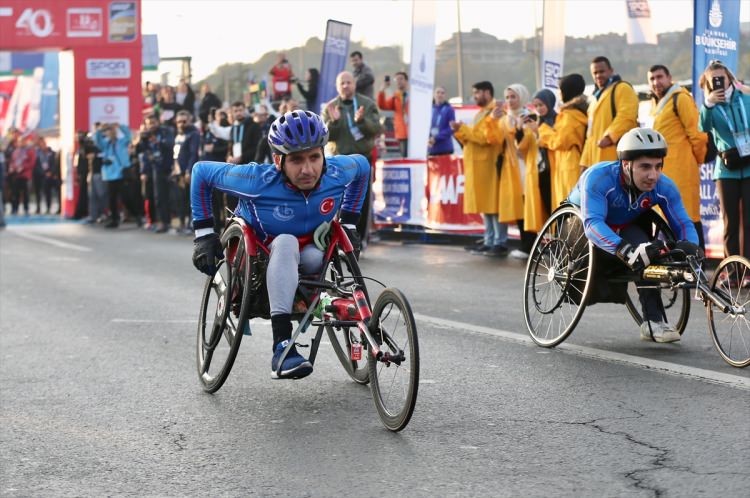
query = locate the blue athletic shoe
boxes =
[271,340,313,379]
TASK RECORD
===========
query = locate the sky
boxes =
[141,0,750,82]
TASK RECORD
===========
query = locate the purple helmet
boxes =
[268,110,329,155]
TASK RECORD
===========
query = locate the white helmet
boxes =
[616,128,667,161]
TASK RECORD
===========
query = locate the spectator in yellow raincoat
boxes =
[486,83,537,259]
[646,64,709,247]
[533,73,588,208]
[580,56,639,168]
[450,81,503,257]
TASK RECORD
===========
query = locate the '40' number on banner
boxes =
[16,8,54,38]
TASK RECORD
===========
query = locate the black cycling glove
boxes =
[342,224,361,260]
[192,233,223,276]
[616,239,668,272]
[672,240,704,260]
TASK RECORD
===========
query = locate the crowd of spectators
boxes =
[2,50,746,266]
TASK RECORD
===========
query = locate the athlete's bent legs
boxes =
[266,234,323,378]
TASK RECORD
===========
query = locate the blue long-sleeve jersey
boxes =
[191,154,370,243]
[567,161,698,254]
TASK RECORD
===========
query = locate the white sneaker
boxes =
[509,249,530,260]
[640,321,680,343]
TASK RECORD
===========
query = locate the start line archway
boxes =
[0,0,143,217]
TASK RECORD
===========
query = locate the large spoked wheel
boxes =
[368,288,419,432]
[523,205,595,347]
[325,250,370,384]
[196,224,253,393]
[625,213,691,334]
[707,256,750,368]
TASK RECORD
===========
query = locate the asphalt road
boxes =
[1,222,748,497]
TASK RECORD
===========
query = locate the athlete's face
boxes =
[624,157,663,192]
[275,147,325,190]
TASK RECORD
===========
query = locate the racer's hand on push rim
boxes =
[342,224,361,260]
[616,239,669,272]
[670,240,705,260]
[192,233,224,276]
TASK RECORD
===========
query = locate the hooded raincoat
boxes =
[454,101,500,214]
[580,77,639,167]
[538,95,589,208]
[486,114,527,224]
[650,85,708,222]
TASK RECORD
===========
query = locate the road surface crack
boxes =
[160,420,187,451]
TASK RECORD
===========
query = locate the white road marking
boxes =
[415,313,750,391]
[111,319,195,324]
[11,231,92,252]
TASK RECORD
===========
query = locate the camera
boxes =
[711,75,725,91]
[384,75,390,83]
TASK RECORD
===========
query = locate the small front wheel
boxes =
[707,256,750,368]
[368,288,419,431]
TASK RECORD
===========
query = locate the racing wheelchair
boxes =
[195,217,420,431]
[522,203,750,368]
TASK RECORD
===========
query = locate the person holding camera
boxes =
[699,60,750,268]
[94,122,132,228]
[137,114,175,233]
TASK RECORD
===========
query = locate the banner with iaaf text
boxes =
[315,20,351,115]
[407,0,436,160]
[693,0,741,258]
[540,0,565,91]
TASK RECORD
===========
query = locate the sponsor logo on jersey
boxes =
[319,197,335,215]
[262,168,277,184]
[326,163,340,178]
[273,204,295,222]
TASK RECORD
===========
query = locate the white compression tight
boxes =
[266,234,324,316]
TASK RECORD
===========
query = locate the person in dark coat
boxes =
[296,68,319,111]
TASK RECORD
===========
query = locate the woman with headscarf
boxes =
[530,88,557,215]
[487,83,538,258]
[530,74,588,209]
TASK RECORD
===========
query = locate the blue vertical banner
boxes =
[315,20,352,114]
[692,0,740,107]
[693,0,741,258]
[38,52,59,130]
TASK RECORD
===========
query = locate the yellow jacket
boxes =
[650,87,708,222]
[538,96,589,208]
[487,115,526,223]
[454,101,500,214]
[580,80,639,167]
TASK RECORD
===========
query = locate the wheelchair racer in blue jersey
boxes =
[190,110,370,378]
[567,128,703,343]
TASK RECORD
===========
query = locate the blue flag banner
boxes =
[315,20,352,114]
[692,0,740,106]
[39,52,59,130]
[692,0,741,258]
